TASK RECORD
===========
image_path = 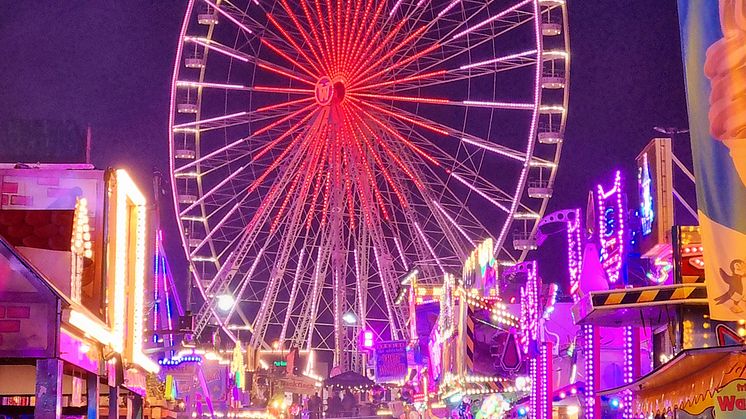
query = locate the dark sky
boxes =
[1,1,691,296]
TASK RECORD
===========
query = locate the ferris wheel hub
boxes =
[315,76,346,106]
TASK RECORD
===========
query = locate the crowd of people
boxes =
[305,390,379,418]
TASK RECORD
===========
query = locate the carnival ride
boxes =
[168,0,570,369]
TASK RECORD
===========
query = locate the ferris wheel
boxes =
[169,0,569,366]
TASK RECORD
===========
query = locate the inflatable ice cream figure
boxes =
[705,0,746,186]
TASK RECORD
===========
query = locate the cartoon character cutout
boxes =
[705,0,746,186]
[714,259,746,312]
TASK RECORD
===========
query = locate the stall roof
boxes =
[0,235,70,305]
[324,371,374,388]
[571,283,708,327]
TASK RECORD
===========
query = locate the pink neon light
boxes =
[389,0,405,17]
[362,330,375,349]
[451,173,510,212]
[184,36,249,62]
[202,0,253,34]
[172,111,248,129]
[169,0,237,344]
[452,0,532,40]
[176,80,249,90]
[459,50,537,70]
[597,171,625,284]
[567,210,583,302]
[494,0,543,254]
[462,100,534,110]
[438,0,462,18]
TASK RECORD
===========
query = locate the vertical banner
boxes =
[678,0,746,320]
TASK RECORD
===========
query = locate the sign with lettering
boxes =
[715,379,746,418]
[375,340,408,382]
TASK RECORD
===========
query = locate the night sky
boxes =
[1,1,691,299]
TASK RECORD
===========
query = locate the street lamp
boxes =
[217,294,235,312]
[342,311,358,325]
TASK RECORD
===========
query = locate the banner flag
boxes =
[678,0,746,320]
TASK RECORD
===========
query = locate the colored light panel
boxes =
[597,171,626,284]
[638,152,654,236]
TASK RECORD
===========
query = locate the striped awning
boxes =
[572,283,708,327]
[598,346,746,415]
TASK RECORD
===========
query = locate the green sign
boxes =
[274,360,287,367]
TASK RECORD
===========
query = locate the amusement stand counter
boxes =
[0,165,161,419]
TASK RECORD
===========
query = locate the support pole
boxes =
[583,325,601,419]
[109,385,120,419]
[87,373,100,419]
[34,358,63,419]
[128,394,143,419]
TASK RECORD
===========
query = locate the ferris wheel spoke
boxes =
[348,101,441,168]
[383,52,536,93]
[451,172,510,213]
[451,0,533,41]
[397,120,519,206]
[348,19,412,82]
[268,4,330,75]
[175,81,253,91]
[413,221,446,274]
[391,5,536,79]
[349,25,429,86]
[374,103,530,163]
[295,0,332,74]
[192,141,312,257]
[312,0,337,73]
[179,165,249,216]
[431,199,476,247]
[256,97,315,113]
[174,107,316,174]
[351,92,533,110]
[184,36,316,86]
[346,105,425,189]
[202,0,255,36]
[350,69,448,92]
[173,111,249,132]
[260,38,321,80]
[347,8,406,77]
[344,0,386,74]
[344,106,409,209]
[387,45,537,87]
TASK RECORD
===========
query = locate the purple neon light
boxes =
[567,210,583,301]
[584,324,596,418]
[494,0,544,255]
[597,171,625,284]
[622,326,634,419]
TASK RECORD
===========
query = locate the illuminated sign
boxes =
[112,170,158,373]
[636,138,674,258]
[462,238,498,296]
[70,197,92,303]
[438,274,455,341]
[638,152,654,236]
[375,340,408,382]
[274,360,287,367]
[597,171,626,285]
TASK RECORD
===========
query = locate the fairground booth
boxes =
[0,164,162,418]
[570,137,746,418]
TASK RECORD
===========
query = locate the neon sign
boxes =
[567,210,583,300]
[597,171,626,284]
[462,238,498,297]
[638,152,654,236]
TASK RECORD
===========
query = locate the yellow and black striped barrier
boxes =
[573,283,709,325]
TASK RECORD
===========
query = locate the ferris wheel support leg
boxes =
[280,248,306,346]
